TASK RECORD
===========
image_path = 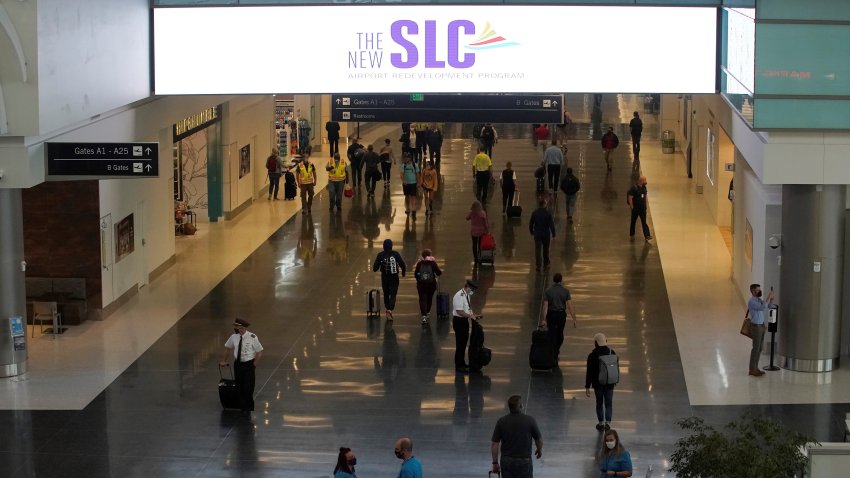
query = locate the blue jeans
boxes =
[328,181,344,209]
[594,385,614,423]
[566,194,577,218]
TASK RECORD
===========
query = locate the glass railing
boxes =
[720,68,754,126]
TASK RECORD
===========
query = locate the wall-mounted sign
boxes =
[154,6,717,94]
[173,105,221,142]
[46,142,159,178]
[115,214,135,263]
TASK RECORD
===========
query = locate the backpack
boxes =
[561,176,580,195]
[415,261,435,283]
[266,155,278,171]
[481,126,495,144]
[598,351,619,385]
[354,147,365,160]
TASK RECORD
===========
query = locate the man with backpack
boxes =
[629,111,643,157]
[414,249,442,324]
[480,123,498,158]
[585,333,618,431]
[372,239,407,321]
[266,150,282,200]
[539,273,577,365]
[346,137,365,188]
[559,167,581,223]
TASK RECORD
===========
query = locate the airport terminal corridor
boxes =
[3,96,849,478]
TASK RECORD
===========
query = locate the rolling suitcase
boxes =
[529,328,556,371]
[284,171,297,200]
[479,233,496,266]
[469,319,492,372]
[436,291,451,319]
[506,191,522,218]
[367,289,382,318]
[218,364,240,410]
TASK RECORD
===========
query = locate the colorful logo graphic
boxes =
[465,23,519,51]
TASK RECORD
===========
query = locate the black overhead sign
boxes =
[46,142,159,178]
[331,94,563,123]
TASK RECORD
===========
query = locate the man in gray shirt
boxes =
[539,273,577,363]
[542,138,564,193]
[491,395,542,478]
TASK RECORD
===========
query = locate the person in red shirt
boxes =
[535,124,550,153]
[600,127,620,172]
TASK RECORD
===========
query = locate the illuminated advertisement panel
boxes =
[154,6,717,94]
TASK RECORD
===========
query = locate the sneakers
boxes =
[645,235,653,241]
[421,315,428,324]
[595,423,605,431]
[604,422,611,430]
[386,310,394,321]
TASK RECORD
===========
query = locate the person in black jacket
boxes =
[346,137,365,188]
[325,121,340,157]
[372,239,407,320]
[560,167,581,223]
[628,112,642,157]
[528,197,556,270]
[585,332,616,431]
[427,124,443,170]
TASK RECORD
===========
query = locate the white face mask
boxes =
[606,440,616,450]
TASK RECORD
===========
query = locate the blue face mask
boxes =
[347,458,357,466]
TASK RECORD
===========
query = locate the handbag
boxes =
[343,184,354,198]
[740,310,752,338]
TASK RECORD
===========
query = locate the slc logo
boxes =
[390,20,519,69]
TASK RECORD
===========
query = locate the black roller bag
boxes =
[284,171,297,200]
[469,319,492,372]
[529,328,555,371]
[507,191,522,218]
[218,364,240,410]
[367,289,382,318]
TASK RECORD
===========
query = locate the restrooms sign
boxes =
[154,6,717,94]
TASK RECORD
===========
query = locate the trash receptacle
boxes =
[661,130,675,154]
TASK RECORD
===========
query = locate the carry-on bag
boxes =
[218,364,240,410]
[469,319,492,371]
[436,291,451,319]
[506,191,522,218]
[480,233,496,251]
[478,248,495,266]
[367,288,382,318]
[529,328,556,371]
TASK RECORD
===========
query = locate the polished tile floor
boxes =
[3,95,850,477]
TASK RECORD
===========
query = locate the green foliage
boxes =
[669,412,817,478]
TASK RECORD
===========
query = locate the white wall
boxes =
[222,96,274,210]
[0,0,38,135]
[36,0,150,135]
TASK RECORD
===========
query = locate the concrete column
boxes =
[0,189,28,377]
[779,184,846,372]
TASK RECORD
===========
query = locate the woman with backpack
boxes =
[466,200,489,264]
[585,332,618,431]
[414,249,443,324]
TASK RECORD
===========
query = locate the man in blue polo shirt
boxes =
[747,283,774,377]
[394,437,423,478]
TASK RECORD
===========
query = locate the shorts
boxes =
[403,183,418,197]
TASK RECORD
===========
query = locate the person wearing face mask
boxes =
[490,395,543,478]
[747,283,775,376]
[220,318,264,417]
[393,436,423,478]
[585,333,617,431]
[333,447,358,478]
[598,429,632,477]
[452,279,480,373]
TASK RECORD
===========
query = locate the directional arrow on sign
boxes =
[336,98,341,104]
[145,164,152,172]
[145,147,152,155]
[553,101,559,107]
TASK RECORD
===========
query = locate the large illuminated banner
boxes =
[154,6,717,94]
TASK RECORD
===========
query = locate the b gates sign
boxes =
[154,6,717,94]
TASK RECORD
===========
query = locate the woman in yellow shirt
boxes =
[421,161,439,216]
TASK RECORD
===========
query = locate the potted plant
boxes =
[669,412,816,478]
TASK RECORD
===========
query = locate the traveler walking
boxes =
[220,318,263,416]
[627,175,652,241]
[394,437,423,478]
[629,111,642,157]
[333,447,358,478]
[538,273,577,363]
[542,139,564,192]
[560,167,580,223]
[747,283,775,376]
[585,332,617,431]
[467,200,489,264]
[325,152,349,212]
[453,279,480,373]
[473,147,493,204]
[480,123,498,158]
[400,154,421,219]
[490,395,543,478]
[266,150,282,200]
[421,161,438,216]
[601,127,619,172]
[427,124,443,169]
[529,197,556,270]
[598,429,633,478]
[346,137,365,188]
[400,123,412,156]
[380,138,396,188]
[362,144,382,197]
[325,120,341,157]
[372,239,407,321]
[534,124,550,154]
[295,155,317,214]
[413,122,429,162]
[500,162,517,215]
[414,249,442,324]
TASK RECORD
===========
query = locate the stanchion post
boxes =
[764,304,780,372]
